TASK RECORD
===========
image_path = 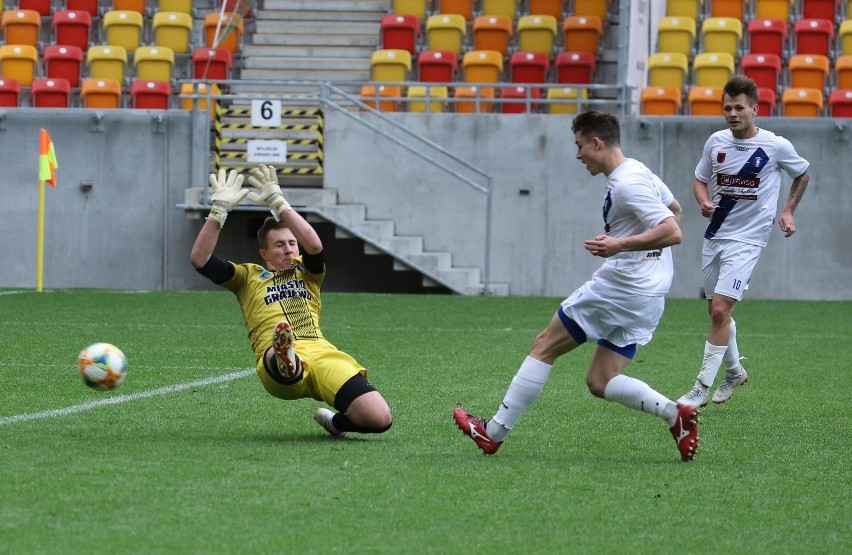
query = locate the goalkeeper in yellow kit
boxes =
[190,165,393,437]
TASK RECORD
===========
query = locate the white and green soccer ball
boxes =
[77,343,128,390]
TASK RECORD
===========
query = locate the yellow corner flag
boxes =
[36,129,58,292]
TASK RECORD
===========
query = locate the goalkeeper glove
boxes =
[207,168,248,228]
[246,164,292,218]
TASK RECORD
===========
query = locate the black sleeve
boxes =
[302,250,326,274]
[195,253,235,284]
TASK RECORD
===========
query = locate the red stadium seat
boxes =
[130,79,172,109]
[757,87,777,116]
[555,50,596,84]
[192,48,233,80]
[793,18,835,57]
[417,50,458,82]
[52,10,93,52]
[801,0,839,20]
[0,77,21,107]
[19,0,52,17]
[747,18,788,58]
[66,0,99,17]
[500,85,541,114]
[30,78,72,108]
[741,53,782,93]
[381,14,421,54]
[221,0,254,18]
[828,89,852,116]
[509,51,550,84]
[43,44,83,88]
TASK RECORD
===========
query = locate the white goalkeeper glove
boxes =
[207,168,248,228]
[246,164,291,218]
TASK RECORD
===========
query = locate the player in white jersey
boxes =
[678,75,810,407]
[454,111,701,462]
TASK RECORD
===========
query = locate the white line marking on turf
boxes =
[0,369,255,427]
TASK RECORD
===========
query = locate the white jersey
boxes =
[591,158,676,296]
[695,128,809,247]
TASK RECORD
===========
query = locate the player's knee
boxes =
[585,374,606,398]
[371,406,393,432]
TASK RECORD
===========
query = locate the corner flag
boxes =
[36,129,58,291]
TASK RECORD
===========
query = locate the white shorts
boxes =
[559,278,665,347]
[702,239,762,301]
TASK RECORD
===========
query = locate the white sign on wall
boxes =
[251,99,282,127]
[247,140,287,164]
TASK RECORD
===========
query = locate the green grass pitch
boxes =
[1,290,849,553]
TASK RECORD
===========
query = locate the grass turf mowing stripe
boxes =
[0,369,254,426]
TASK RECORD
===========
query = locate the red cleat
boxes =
[670,404,700,462]
[453,407,502,455]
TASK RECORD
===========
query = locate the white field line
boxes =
[0,369,254,427]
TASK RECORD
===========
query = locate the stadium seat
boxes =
[152,11,194,54]
[481,0,518,19]
[220,0,253,18]
[102,10,143,51]
[393,0,428,20]
[180,81,220,118]
[30,78,72,108]
[693,52,735,87]
[741,53,782,92]
[381,14,420,55]
[19,0,52,17]
[657,16,697,59]
[204,12,244,54]
[462,50,504,83]
[472,15,513,57]
[192,48,233,80]
[789,54,830,90]
[801,0,839,20]
[648,51,689,89]
[52,10,92,52]
[840,20,852,57]
[80,78,123,108]
[0,77,21,107]
[573,0,610,20]
[555,50,596,83]
[158,0,193,14]
[1,9,41,48]
[757,86,777,115]
[517,15,559,55]
[500,85,542,114]
[130,79,172,109]
[509,51,550,84]
[701,17,743,59]
[66,0,99,17]
[113,0,146,14]
[407,84,449,112]
[417,50,458,82]
[562,15,603,55]
[836,55,852,89]
[371,49,412,82]
[529,0,565,20]
[546,86,587,114]
[746,18,788,58]
[688,86,724,115]
[86,45,127,83]
[793,18,835,57]
[454,85,496,113]
[134,46,175,82]
[666,0,701,20]
[439,0,475,20]
[828,88,852,116]
[781,87,824,116]
[640,86,682,115]
[754,0,793,21]
[0,44,38,87]
[43,44,83,88]
[710,0,745,19]
[426,14,467,55]
[360,84,401,112]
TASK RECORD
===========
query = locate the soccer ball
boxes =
[77,343,128,390]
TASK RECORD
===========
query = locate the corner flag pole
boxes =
[37,129,58,292]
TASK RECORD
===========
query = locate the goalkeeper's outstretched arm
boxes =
[190,169,248,268]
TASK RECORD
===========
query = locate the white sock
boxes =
[604,374,677,426]
[488,356,552,442]
[697,341,727,387]
[722,318,741,371]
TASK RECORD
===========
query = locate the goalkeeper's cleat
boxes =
[677,384,709,408]
[712,365,749,404]
[453,407,502,455]
[273,321,301,380]
[314,408,347,438]
[670,404,700,462]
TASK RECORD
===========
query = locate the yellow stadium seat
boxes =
[462,50,504,83]
[657,16,696,58]
[0,44,38,87]
[426,14,467,55]
[518,15,558,55]
[158,0,193,14]
[562,15,603,55]
[134,46,175,82]
[546,86,588,114]
[393,0,428,20]
[788,54,829,90]
[648,52,689,89]
[454,85,496,113]
[102,10,143,52]
[641,86,683,115]
[86,45,128,82]
[360,84,402,112]
[481,0,518,18]
[666,0,701,20]
[80,78,123,109]
[839,20,852,57]
[473,15,513,57]
[180,82,221,119]
[836,55,852,89]
[152,11,194,54]
[688,86,724,115]
[754,0,793,21]
[370,49,412,82]
[407,85,449,112]
[781,87,823,116]
[1,9,41,48]
[701,17,742,59]
[693,52,735,87]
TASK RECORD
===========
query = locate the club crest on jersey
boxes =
[258,269,273,281]
[717,151,726,163]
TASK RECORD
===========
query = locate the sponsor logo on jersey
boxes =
[258,269,273,282]
[263,279,312,304]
